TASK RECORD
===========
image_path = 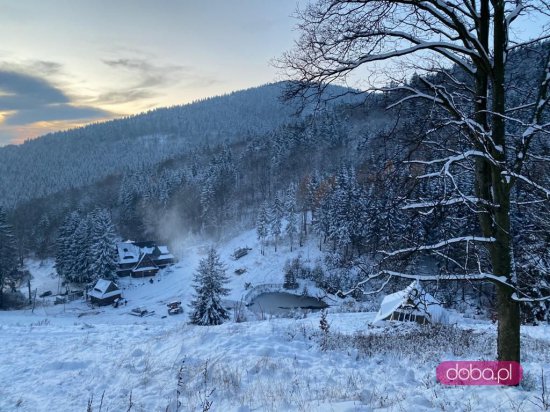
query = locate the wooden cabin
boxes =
[89,279,122,306]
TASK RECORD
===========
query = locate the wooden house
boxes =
[89,279,122,306]
[116,241,175,278]
[116,242,141,277]
[131,254,159,278]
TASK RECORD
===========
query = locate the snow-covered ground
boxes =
[1,230,549,411]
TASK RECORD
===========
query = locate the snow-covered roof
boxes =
[155,246,175,261]
[157,253,174,260]
[134,253,159,270]
[117,242,140,264]
[372,280,448,324]
[117,242,174,265]
[92,279,113,294]
[133,266,158,272]
[89,279,121,299]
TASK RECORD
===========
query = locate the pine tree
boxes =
[33,214,51,258]
[270,195,283,252]
[55,211,81,280]
[68,217,93,284]
[118,175,138,224]
[285,208,298,252]
[256,202,269,255]
[89,209,118,281]
[283,259,298,290]
[0,207,17,307]
[189,247,231,325]
[285,185,298,252]
[306,172,320,220]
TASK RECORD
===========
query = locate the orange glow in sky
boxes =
[0,0,302,146]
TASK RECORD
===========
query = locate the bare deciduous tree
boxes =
[279,0,550,362]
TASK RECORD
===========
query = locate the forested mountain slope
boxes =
[0,82,356,208]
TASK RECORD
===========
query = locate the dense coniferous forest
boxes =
[0,83,355,209]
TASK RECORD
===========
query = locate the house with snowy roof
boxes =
[89,279,122,306]
[372,280,449,325]
[116,241,175,278]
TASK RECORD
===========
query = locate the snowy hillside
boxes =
[1,231,550,411]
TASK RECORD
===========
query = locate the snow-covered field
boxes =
[1,230,549,411]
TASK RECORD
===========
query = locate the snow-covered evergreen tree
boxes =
[0,207,18,307]
[55,211,81,280]
[283,259,299,290]
[67,216,93,284]
[256,202,269,255]
[33,214,51,258]
[285,185,299,252]
[270,195,283,252]
[189,247,231,325]
[89,209,118,281]
[286,210,298,252]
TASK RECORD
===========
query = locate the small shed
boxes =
[89,279,122,306]
[372,280,448,325]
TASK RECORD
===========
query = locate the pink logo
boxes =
[437,361,522,385]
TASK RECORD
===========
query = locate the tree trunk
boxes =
[471,0,520,362]
[496,284,521,361]
[491,0,520,362]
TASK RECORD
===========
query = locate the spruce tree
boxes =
[256,202,269,255]
[285,185,298,252]
[68,217,93,284]
[286,209,298,252]
[283,259,298,290]
[55,211,81,280]
[89,209,118,281]
[0,207,17,307]
[189,247,231,325]
[270,196,283,252]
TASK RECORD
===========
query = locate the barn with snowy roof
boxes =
[372,280,449,325]
[88,279,122,306]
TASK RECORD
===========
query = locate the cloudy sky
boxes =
[0,1,547,147]
[0,0,302,145]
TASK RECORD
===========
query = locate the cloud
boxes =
[102,57,184,88]
[31,60,64,76]
[4,104,109,126]
[97,57,220,106]
[0,70,68,110]
[95,87,157,106]
[0,68,112,127]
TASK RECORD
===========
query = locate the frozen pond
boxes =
[248,292,328,315]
